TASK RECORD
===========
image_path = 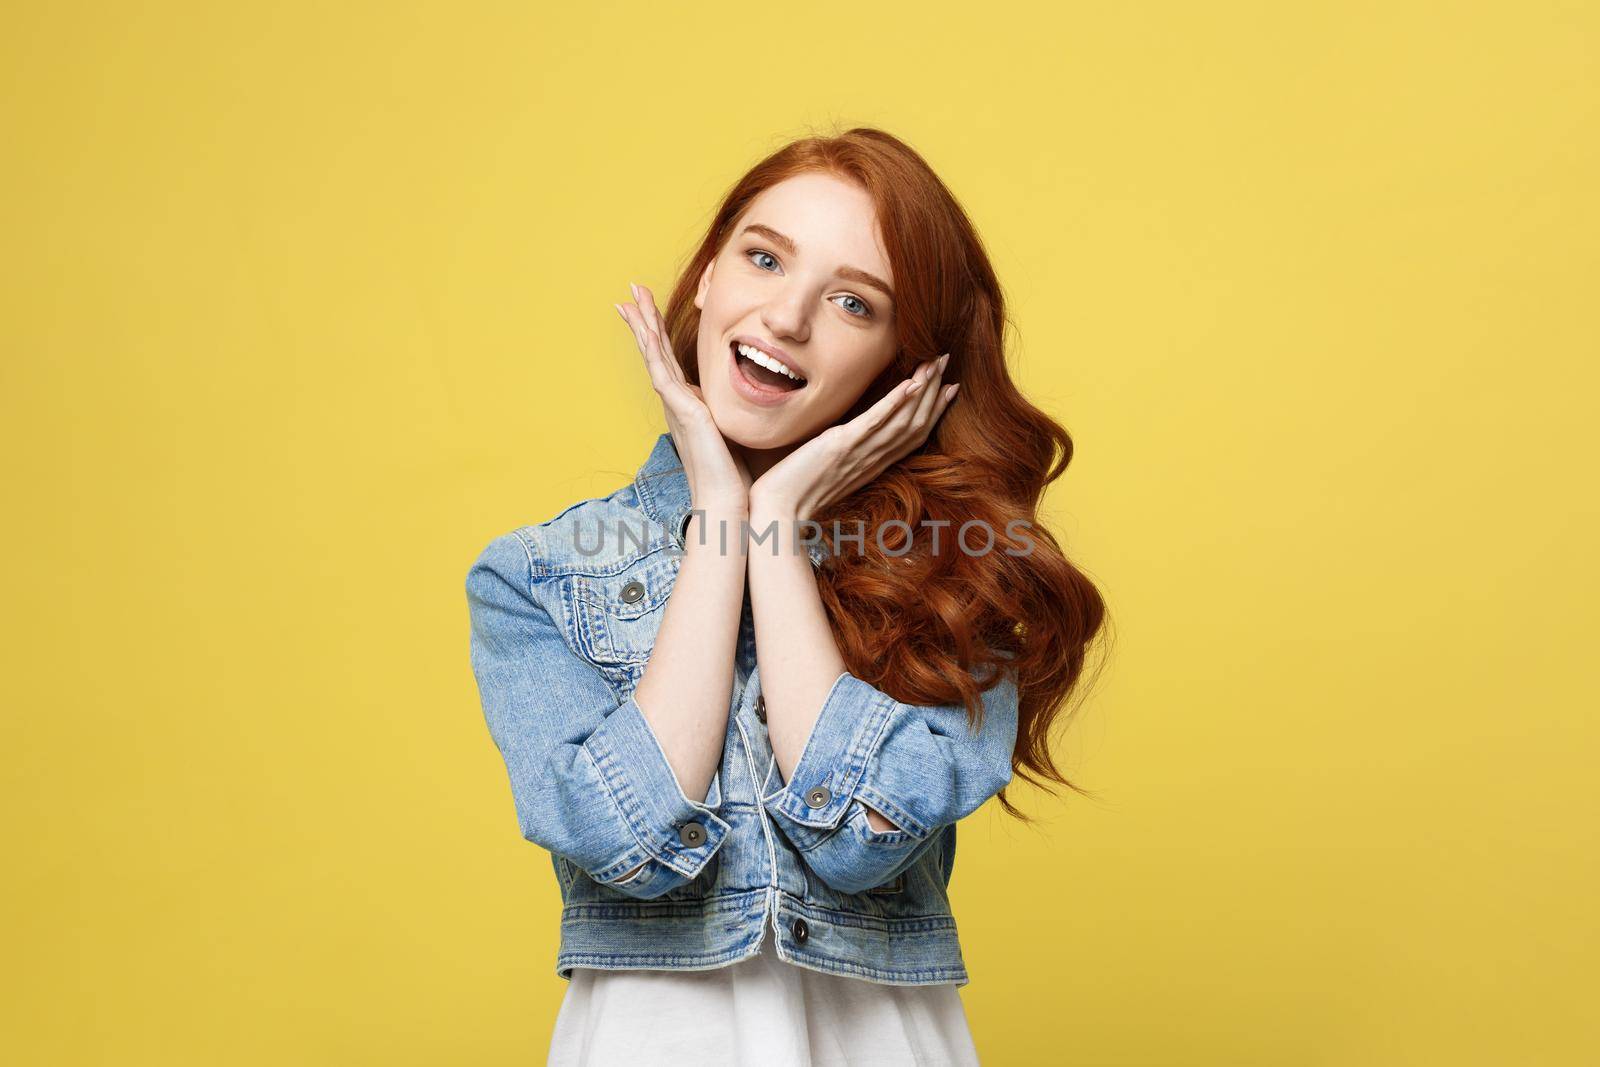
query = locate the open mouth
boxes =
[731,340,808,394]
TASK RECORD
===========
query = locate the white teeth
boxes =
[736,342,804,382]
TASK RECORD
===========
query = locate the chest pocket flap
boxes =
[567,552,679,671]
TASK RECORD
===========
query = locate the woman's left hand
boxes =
[749,353,958,521]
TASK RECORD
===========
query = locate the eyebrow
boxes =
[738,223,896,305]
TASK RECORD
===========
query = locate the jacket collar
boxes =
[633,433,827,568]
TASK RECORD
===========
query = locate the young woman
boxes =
[466,127,1108,1066]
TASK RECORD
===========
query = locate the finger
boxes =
[909,353,948,427]
[653,326,689,387]
[633,284,690,386]
[928,382,959,431]
[644,324,690,391]
[881,358,938,438]
[634,284,672,358]
[617,301,649,354]
[868,357,947,473]
[620,300,683,387]
[641,321,681,394]
[645,324,704,418]
[859,364,924,436]
[633,282,663,333]
[630,319,672,394]
[619,302,675,394]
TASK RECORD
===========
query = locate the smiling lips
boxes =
[729,338,808,405]
[735,340,806,383]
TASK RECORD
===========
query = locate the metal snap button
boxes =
[792,917,809,944]
[756,696,767,723]
[805,786,831,808]
[678,821,706,847]
[620,580,645,604]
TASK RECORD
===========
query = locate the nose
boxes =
[760,281,811,345]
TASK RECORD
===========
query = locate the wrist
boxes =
[747,489,800,523]
[692,495,748,520]
[682,499,752,562]
[743,512,819,565]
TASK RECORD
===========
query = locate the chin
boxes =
[710,409,790,451]
[707,404,802,451]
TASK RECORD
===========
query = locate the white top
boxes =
[546,917,980,1066]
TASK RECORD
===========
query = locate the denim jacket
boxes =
[464,432,1020,986]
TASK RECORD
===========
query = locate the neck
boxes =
[731,439,797,483]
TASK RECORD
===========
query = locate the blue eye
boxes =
[834,294,871,318]
[745,248,873,318]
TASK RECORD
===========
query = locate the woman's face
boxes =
[693,171,899,452]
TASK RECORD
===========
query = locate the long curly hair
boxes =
[662,126,1112,818]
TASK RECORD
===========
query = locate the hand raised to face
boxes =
[616,282,752,512]
[747,353,958,523]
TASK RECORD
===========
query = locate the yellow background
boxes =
[4,2,1595,1063]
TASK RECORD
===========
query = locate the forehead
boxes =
[738,172,891,281]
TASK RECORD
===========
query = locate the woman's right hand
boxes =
[616,282,751,514]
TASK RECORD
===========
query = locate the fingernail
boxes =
[614,303,626,320]
[629,283,639,300]
[939,353,950,370]
[948,383,960,400]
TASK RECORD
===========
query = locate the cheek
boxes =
[808,358,895,425]
[694,336,721,388]
[693,280,738,379]
[820,343,898,397]
[822,363,869,401]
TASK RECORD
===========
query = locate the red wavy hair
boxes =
[662,127,1112,818]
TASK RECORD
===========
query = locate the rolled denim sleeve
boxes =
[466,531,730,900]
[758,668,1019,895]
